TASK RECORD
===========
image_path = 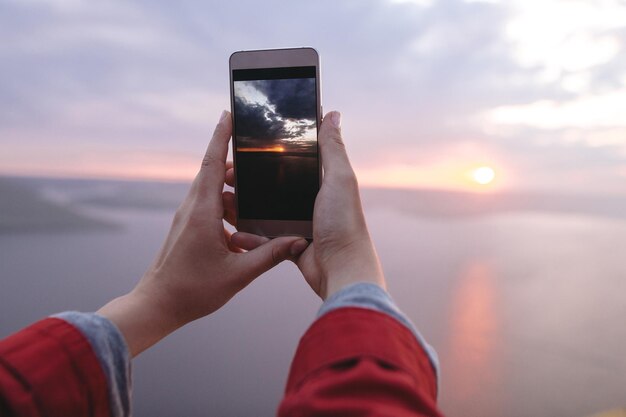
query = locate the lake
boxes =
[1,177,625,416]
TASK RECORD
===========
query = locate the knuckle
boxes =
[327,132,346,149]
[213,120,228,136]
[185,209,205,230]
[187,197,215,225]
[172,208,184,227]
[351,171,360,188]
[172,198,195,227]
[201,151,222,169]
[271,245,282,266]
[334,168,358,188]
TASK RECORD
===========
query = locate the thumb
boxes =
[195,110,232,198]
[238,236,309,280]
[318,111,355,179]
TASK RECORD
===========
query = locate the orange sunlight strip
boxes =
[238,146,285,152]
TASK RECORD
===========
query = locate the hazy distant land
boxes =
[361,187,626,220]
[0,177,117,233]
[1,175,625,234]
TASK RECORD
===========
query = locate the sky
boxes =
[1,0,625,194]
[234,79,317,153]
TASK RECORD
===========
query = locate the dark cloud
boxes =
[234,79,317,148]
[251,79,316,121]
[234,96,286,142]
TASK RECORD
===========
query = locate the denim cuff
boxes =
[318,282,440,384]
[53,311,131,417]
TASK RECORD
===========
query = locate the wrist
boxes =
[323,274,386,300]
[97,287,182,357]
[322,260,386,300]
[320,242,386,300]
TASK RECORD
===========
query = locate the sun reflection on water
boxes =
[441,260,503,415]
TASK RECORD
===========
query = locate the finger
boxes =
[224,228,243,253]
[225,161,234,186]
[293,245,323,296]
[198,110,232,194]
[222,191,237,226]
[237,236,309,279]
[318,111,355,179]
[225,167,235,188]
[230,231,269,251]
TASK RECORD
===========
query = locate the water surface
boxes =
[1,178,625,416]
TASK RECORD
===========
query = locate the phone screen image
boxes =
[232,66,319,221]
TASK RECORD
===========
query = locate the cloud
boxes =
[233,94,315,148]
[250,79,316,121]
[484,89,626,129]
[0,0,625,193]
[233,96,286,142]
[505,0,626,76]
[233,79,316,148]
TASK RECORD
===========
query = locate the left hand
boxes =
[98,110,309,356]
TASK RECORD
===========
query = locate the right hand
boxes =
[225,111,386,300]
[293,111,386,299]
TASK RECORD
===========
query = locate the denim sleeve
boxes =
[52,311,131,417]
[318,283,440,384]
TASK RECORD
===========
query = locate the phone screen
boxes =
[232,66,319,221]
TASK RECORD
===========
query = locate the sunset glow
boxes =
[238,146,285,153]
[472,167,496,185]
[356,143,505,193]
[2,0,625,195]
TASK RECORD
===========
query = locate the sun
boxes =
[472,166,495,185]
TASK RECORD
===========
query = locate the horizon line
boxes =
[2,171,626,199]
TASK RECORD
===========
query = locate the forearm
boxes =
[97,288,182,357]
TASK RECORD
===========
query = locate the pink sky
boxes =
[1,0,625,195]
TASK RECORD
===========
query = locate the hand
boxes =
[223,111,386,300]
[98,110,309,356]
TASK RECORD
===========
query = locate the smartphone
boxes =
[229,47,322,239]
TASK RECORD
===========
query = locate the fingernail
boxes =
[330,111,341,128]
[219,110,229,124]
[290,239,308,256]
